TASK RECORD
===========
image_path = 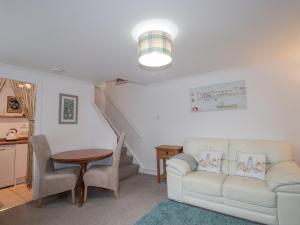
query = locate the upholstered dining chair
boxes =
[83,133,125,202]
[30,135,80,207]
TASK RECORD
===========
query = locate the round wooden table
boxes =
[51,149,113,206]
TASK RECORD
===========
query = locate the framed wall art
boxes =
[59,94,78,124]
[190,80,247,112]
[7,96,22,113]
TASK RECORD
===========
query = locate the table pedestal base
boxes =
[79,162,87,207]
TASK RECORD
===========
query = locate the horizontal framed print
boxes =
[190,80,247,112]
[59,94,78,124]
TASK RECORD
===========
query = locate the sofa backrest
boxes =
[228,139,293,175]
[184,138,229,174]
[184,137,293,175]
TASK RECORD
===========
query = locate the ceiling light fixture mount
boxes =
[132,19,178,68]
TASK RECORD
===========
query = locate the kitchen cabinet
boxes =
[0,145,15,188]
[0,143,28,188]
[15,144,28,184]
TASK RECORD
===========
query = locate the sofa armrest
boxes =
[167,158,192,176]
[266,161,300,192]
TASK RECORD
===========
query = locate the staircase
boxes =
[119,146,139,180]
[94,85,139,180]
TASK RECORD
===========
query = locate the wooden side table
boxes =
[156,145,183,183]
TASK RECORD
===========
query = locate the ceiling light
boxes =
[132,19,178,68]
[138,31,172,67]
[132,19,178,41]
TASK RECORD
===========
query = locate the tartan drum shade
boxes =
[138,30,172,67]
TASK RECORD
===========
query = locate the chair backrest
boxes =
[29,135,54,180]
[112,133,126,171]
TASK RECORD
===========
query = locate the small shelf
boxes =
[0,115,28,119]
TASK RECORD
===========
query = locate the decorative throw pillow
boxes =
[234,152,267,180]
[197,150,223,173]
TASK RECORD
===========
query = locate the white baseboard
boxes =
[139,167,157,176]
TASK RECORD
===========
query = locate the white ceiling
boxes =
[0,0,300,84]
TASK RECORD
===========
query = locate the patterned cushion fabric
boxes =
[234,152,266,180]
[197,150,223,173]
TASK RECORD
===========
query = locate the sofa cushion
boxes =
[197,150,223,173]
[234,152,267,180]
[223,176,276,208]
[182,171,227,197]
[184,138,229,174]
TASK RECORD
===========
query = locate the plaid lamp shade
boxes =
[138,30,172,67]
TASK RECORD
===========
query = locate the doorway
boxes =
[0,78,35,211]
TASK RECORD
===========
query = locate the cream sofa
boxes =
[167,138,300,225]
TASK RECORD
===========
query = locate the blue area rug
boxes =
[135,200,262,225]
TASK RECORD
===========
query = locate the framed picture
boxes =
[190,80,247,112]
[7,96,22,113]
[59,94,78,124]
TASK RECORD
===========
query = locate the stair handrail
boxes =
[98,87,144,139]
[94,87,121,140]
[94,86,145,169]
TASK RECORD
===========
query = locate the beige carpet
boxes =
[0,174,167,225]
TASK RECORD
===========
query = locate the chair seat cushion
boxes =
[46,167,79,180]
[83,165,111,187]
[182,171,227,197]
[223,176,276,208]
[43,166,80,197]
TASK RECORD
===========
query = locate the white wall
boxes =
[106,59,300,172]
[0,62,116,198]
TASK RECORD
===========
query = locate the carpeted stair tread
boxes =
[119,146,139,181]
[119,154,134,166]
[121,146,127,155]
[119,164,139,180]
